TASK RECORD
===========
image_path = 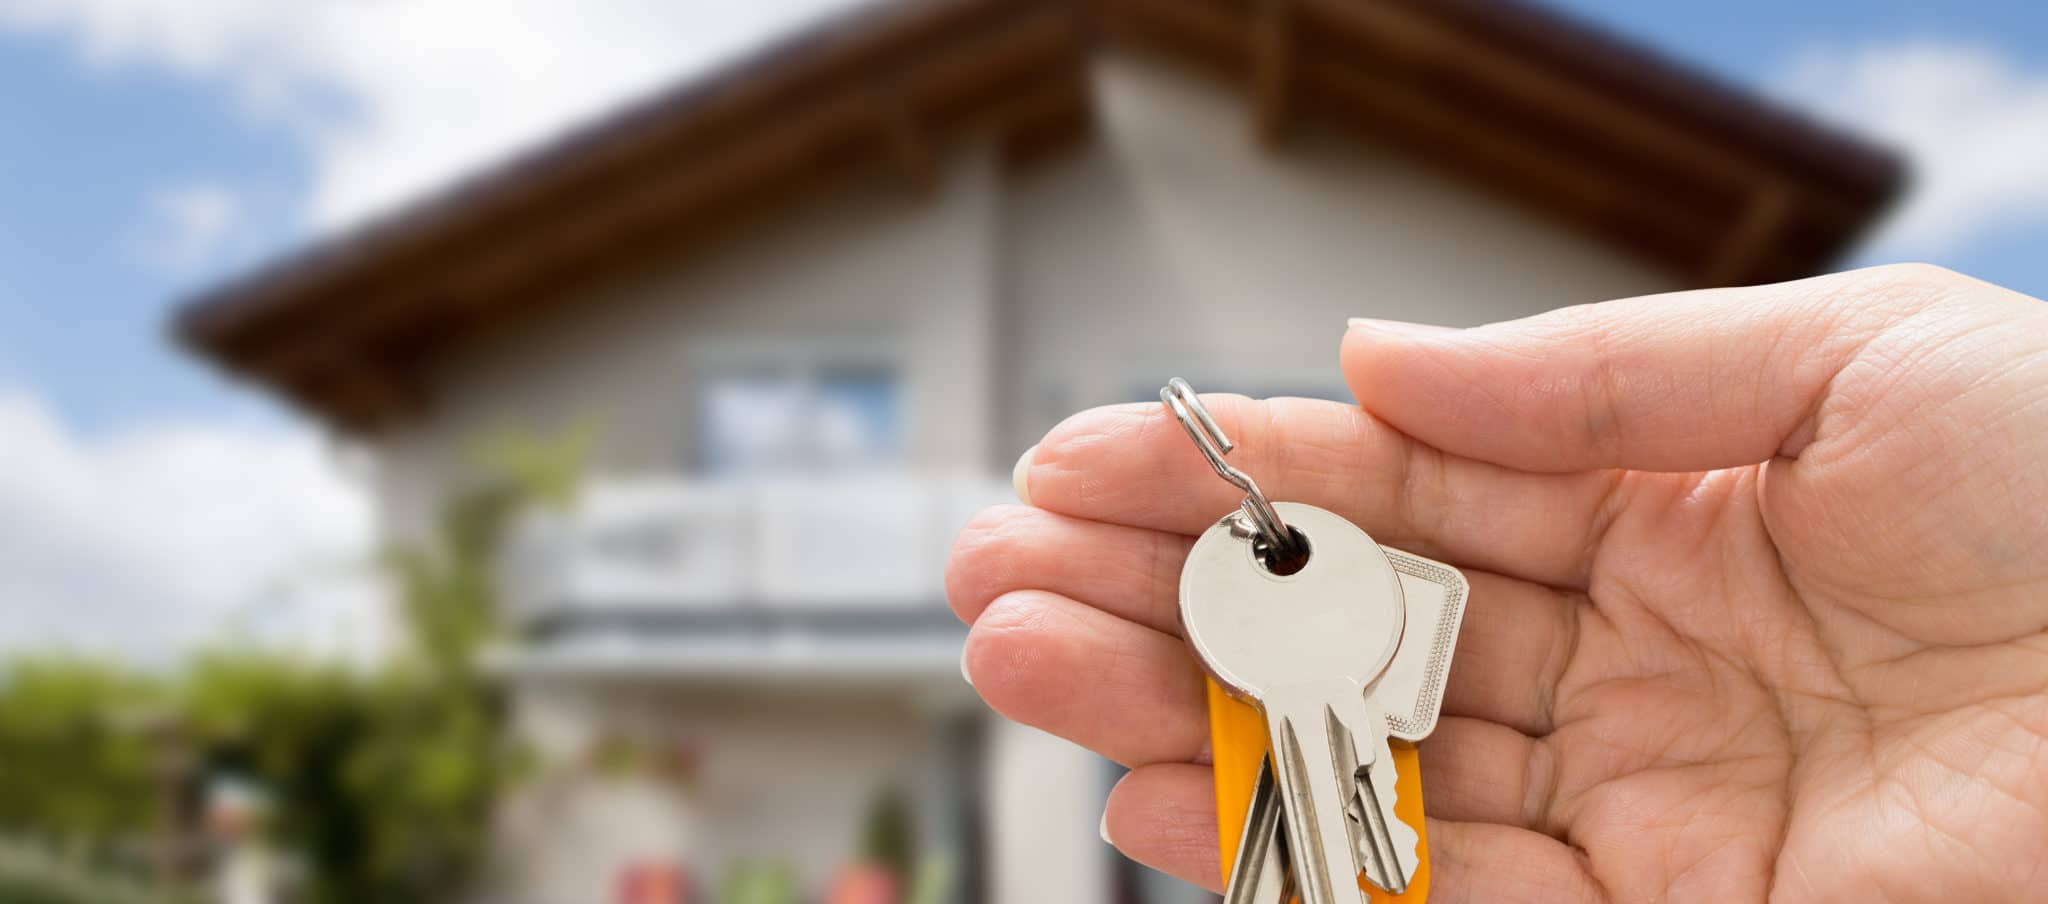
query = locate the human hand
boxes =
[945,264,2048,902]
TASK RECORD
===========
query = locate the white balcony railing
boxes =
[500,474,1012,623]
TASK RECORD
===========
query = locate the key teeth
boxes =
[1321,702,1416,900]
[1351,746,1421,896]
[1320,704,1376,901]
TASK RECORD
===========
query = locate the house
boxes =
[173,1,1901,902]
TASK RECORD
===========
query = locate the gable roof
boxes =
[175,0,1904,431]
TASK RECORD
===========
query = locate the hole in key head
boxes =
[1253,525,1311,576]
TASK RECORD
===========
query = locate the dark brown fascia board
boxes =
[1100,0,1903,282]
[172,0,1059,357]
[1408,0,1902,202]
[179,0,1093,429]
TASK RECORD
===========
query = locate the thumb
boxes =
[1340,265,1964,473]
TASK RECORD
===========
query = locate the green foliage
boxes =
[0,875,97,904]
[856,787,912,879]
[719,860,799,904]
[0,431,587,903]
[902,858,956,904]
[178,654,507,904]
[0,836,193,904]
[473,426,590,513]
[0,658,165,845]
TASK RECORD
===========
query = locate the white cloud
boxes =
[0,0,866,230]
[1774,42,2048,258]
[0,387,384,664]
[135,180,242,272]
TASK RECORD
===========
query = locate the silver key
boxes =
[1182,502,1408,904]
[1223,759,1295,904]
[1223,541,1471,902]
[1377,545,1470,744]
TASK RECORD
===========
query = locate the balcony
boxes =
[490,474,1011,685]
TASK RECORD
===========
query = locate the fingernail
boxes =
[959,647,975,688]
[1011,444,1037,506]
[1099,810,1113,845]
[1347,317,1458,337]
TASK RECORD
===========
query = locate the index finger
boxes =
[1019,394,1624,590]
[1340,265,2001,473]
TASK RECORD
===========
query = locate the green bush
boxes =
[0,874,109,904]
[0,434,581,903]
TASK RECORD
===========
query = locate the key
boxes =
[1181,502,1408,904]
[1351,544,1467,893]
[1374,545,1469,745]
[1223,759,1294,904]
[1217,542,1470,902]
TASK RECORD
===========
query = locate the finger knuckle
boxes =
[1848,262,1976,314]
[944,504,1039,622]
[963,591,1060,712]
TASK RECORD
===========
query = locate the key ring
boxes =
[1159,378,1305,562]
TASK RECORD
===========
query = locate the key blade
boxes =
[1224,759,1294,904]
[1264,685,1377,904]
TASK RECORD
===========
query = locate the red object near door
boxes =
[617,861,690,904]
[825,864,899,904]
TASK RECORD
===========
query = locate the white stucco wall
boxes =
[372,152,1001,543]
[983,721,1112,904]
[998,50,1681,452]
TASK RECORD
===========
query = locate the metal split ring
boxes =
[1159,377,1304,561]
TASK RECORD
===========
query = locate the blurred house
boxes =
[173,0,1900,902]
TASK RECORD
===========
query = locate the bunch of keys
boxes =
[1160,379,1468,904]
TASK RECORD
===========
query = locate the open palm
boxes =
[946,265,2048,902]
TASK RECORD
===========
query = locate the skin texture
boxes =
[944,265,2048,903]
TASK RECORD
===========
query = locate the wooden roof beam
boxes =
[871,87,938,193]
[1701,183,1794,287]
[181,0,1068,361]
[255,93,880,387]
[356,62,1095,395]
[1303,54,1726,264]
[995,64,1096,169]
[1106,0,1807,274]
[237,5,1087,390]
[1304,0,1866,231]
[1250,0,1296,145]
[277,358,425,433]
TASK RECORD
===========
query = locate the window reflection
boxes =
[699,367,902,477]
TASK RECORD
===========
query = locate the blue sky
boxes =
[1550,0,2048,292]
[0,0,2042,660]
[0,29,308,432]
[1553,0,2048,68]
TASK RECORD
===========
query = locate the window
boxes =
[812,368,901,467]
[698,366,903,478]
